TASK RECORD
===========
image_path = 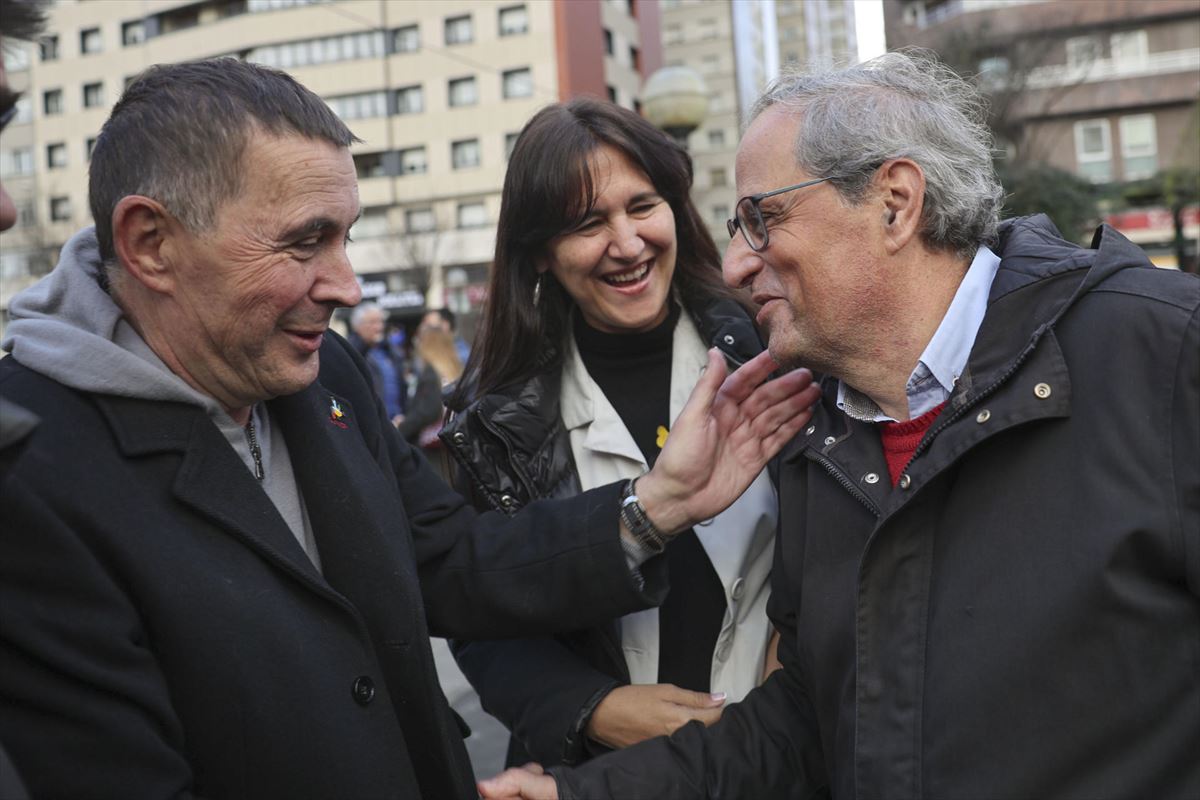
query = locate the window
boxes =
[499,5,528,36]
[353,151,388,179]
[50,196,72,222]
[448,77,477,107]
[457,201,487,229]
[14,96,31,124]
[350,207,390,239]
[393,24,419,53]
[3,44,29,72]
[86,138,98,160]
[1073,118,1112,183]
[698,18,718,40]
[504,131,520,160]
[978,56,1010,90]
[710,167,727,187]
[0,147,34,177]
[451,138,481,170]
[43,89,63,115]
[1119,114,1157,180]
[445,14,472,45]
[712,204,730,224]
[604,28,614,56]
[83,82,105,109]
[406,207,436,232]
[122,20,146,46]
[664,24,682,45]
[327,91,387,121]
[701,54,719,73]
[1065,36,1100,70]
[80,27,103,55]
[395,85,423,115]
[630,46,639,71]
[408,206,436,231]
[502,68,532,99]
[707,129,725,148]
[40,35,59,61]
[606,85,618,103]
[247,31,385,68]
[1110,30,1148,67]
[399,147,427,175]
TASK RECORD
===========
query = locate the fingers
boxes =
[665,686,727,709]
[713,350,782,406]
[478,766,557,800]
[677,348,730,422]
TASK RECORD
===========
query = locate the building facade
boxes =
[659,0,857,243]
[0,0,663,336]
[884,0,1200,266]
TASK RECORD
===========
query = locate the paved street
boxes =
[432,637,510,780]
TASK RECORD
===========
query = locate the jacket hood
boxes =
[1,226,218,412]
[990,213,1152,305]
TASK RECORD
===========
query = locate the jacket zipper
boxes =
[807,450,881,517]
[472,408,540,512]
[909,330,1044,465]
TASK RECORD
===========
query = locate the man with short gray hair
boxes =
[482,51,1199,800]
[0,57,820,798]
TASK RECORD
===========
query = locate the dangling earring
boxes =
[533,274,543,306]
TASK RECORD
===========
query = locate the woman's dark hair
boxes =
[450,97,745,408]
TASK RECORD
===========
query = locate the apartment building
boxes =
[884,0,1200,263]
[0,0,662,334]
[659,0,857,243]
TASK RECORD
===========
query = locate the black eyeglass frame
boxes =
[726,176,834,252]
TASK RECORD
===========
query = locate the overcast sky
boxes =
[855,0,887,61]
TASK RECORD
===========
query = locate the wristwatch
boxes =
[619,477,668,555]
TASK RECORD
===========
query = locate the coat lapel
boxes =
[96,395,330,595]
[270,383,421,646]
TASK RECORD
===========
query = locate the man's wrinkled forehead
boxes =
[736,106,805,193]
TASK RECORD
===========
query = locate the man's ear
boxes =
[111,195,178,294]
[875,158,925,255]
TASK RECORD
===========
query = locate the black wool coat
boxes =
[554,216,1200,799]
[0,332,666,800]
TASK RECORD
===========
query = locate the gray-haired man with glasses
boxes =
[481,50,1199,800]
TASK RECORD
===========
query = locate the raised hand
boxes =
[586,683,726,750]
[636,349,819,534]
[477,763,558,800]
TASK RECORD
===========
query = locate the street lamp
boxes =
[642,66,709,149]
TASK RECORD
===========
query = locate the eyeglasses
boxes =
[726,176,833,252]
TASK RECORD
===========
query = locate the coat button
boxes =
[451,432,466,446]
[352,676,375,706]
[730,577,745,601]
[499,494,516,510]
[823,436,836,446]
[805,425,815,436]
[1034,382,1052,399]
[862,472,879,485]
[723,334,735,345]
[975,409,991,423]
[898,473,912,490]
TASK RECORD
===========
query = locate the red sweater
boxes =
[878,401,947,486]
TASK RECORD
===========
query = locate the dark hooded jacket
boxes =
[553,216,1200,799]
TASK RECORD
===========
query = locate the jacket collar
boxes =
[94,381,408,626]
[786,215,1146,508]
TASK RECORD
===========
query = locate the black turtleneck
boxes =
[574,304,727,692]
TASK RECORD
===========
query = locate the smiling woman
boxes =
[442,98,784,770]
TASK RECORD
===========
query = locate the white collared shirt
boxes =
[837,245,1002,423]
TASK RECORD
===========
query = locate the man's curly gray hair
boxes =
[749,50,1003,258]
